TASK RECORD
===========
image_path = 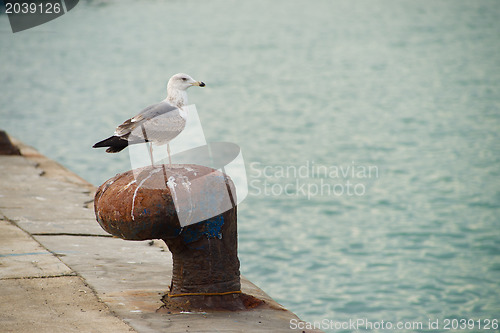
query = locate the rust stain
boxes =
[100,290,162,313]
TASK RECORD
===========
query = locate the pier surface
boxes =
[0,133,321,333]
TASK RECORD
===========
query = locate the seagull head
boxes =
[168,73,205,92]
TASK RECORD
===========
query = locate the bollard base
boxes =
[157,293,266,313]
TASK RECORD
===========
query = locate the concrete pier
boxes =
[0,132,322,332]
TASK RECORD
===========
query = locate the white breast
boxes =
[179,107,188,120]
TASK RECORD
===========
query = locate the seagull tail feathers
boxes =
[93,136,128,153]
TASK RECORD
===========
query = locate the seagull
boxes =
[93,73,205,166]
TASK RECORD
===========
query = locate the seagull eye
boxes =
[181,78,187,81]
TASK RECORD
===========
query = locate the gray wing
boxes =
[114,100,179,137]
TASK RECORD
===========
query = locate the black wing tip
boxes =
[93,135,128,153]
[105,146,127,153]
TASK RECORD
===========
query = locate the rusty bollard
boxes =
[94,164,263,312]
[0,130,21,155]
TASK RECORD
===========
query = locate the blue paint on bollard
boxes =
[204,214,225,239]
[181,214,225,244]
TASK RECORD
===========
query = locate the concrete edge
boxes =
[8,134,96,193]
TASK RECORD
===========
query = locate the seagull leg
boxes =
[148,143,155,167]
[141,124,154,167]
[167,143,172,167]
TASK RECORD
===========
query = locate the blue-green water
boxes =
[1,1,499,331]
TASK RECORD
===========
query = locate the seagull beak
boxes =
[192,81,205,87]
